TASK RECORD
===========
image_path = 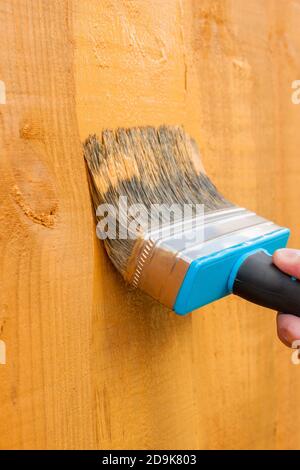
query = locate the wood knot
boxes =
[9,139,58,228]
[19,119,44,140]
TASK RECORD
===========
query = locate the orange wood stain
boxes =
[0,0,300,449]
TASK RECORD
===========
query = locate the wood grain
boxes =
[0,0,300,449]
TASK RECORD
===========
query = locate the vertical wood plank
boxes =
[0,0,95,449]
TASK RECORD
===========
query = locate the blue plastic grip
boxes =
[173,228,290,315]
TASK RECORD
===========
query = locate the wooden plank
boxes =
[0,0,95,449]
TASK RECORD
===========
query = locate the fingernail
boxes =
[275,248,300,261]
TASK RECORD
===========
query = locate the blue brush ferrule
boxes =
[173,228,290,315]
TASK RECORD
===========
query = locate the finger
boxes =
[277,312,300,348]
[273,248,300,279]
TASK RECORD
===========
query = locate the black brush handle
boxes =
[232,251,300,317]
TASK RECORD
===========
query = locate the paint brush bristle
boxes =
[83,126,296,317]
[83,125,233,282]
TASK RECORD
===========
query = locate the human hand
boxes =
[273,249,300,347]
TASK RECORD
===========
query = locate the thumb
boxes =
[273,248,300,279]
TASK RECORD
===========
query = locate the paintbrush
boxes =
[84,125,300,316]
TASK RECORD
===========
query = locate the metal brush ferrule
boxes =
[126,207,288,310]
